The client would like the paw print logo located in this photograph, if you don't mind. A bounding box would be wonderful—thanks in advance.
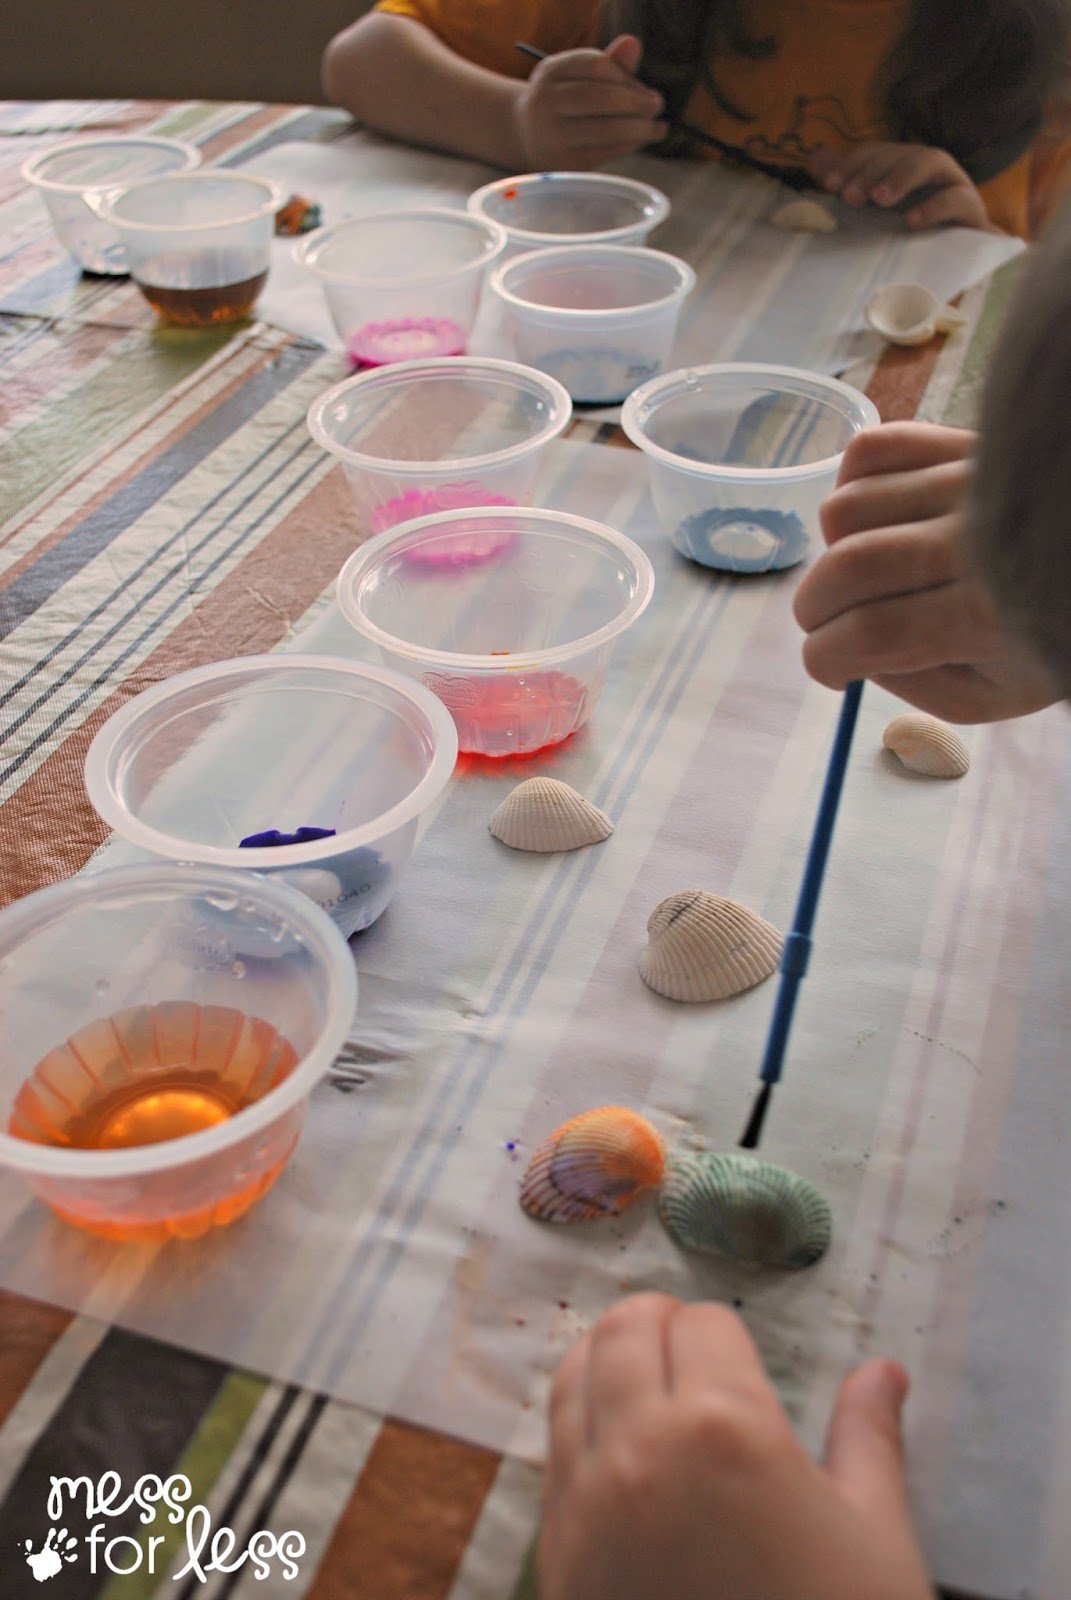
[23,1529,78,1582]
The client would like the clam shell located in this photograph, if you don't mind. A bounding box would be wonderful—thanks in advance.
[770,198,837,233]
[864,282,966,347]
[520,1106,666,1224]
[490,777,613,853]
[639,891,782,1002]
[883,713,970,778]
[659,1152,832,1270]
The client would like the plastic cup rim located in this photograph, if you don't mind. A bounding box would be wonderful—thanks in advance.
[489,244,696,320]
[336,505,656,670]
[294,207,507,287]
[94,170,281,232]
[0,861,358,1179]
[20,135,201,194]
[467,171,671,247]
[82,653,460,868]
[306,355,572,476]
[621,362,881,482]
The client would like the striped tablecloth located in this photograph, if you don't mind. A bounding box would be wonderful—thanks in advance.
[2,99,1069,1600]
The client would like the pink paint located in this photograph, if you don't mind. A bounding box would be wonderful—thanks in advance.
[371,483,519,568]
[347,316,466,367]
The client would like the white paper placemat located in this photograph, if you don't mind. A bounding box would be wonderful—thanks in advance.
[2,436,1070,1599]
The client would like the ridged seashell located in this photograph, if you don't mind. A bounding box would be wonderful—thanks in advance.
[864,282,966,347]
[882,713,970,778]
[770,198,837,233]
[520,1106,666,1224]
[639,891,782,1002]
[490,777,613,853]
[659,1152,832,1270]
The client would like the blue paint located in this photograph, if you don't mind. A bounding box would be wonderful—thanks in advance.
[239,826,337,847]
[674,506,809,573]
[537,348,661,405]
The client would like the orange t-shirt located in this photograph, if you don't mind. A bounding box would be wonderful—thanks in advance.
[374,0,1061,236]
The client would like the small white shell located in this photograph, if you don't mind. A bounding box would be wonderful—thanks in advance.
[770,198,837,233]
[883,713,970,778]
[639,891,782,1002]
[865,282,966,347]
[490,777,613,853]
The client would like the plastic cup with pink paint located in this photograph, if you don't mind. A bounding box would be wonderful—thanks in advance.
[294,208,506,365]
[306,356,571,548]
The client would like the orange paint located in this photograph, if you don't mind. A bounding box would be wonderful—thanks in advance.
[9,1001,299,1242]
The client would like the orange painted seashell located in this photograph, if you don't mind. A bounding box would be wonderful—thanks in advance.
[519,1106,666,1224]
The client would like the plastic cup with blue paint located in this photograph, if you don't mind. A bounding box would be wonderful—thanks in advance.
[622,364,880,572]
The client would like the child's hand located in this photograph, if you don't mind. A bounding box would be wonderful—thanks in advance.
[540,1294,934,1600]
[808,141,991,230]
[794,423,1059,722]
[513,34,666,170]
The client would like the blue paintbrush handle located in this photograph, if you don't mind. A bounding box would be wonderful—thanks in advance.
[758,679,863,1087]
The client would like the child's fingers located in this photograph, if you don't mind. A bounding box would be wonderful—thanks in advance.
[821,458,970,543]
[546,78,665,121]
[903,184,989,230]
[834,423,974,487]
[799,578,1003,690]
[809,141,892,197]
[866,147,968,208]
[537,46,663,108]
[793,519,962,636]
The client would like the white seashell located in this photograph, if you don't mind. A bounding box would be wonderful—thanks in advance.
[639,891,782,1002]
[883,713,970,779]
[770,198,837,233]
[864,282,966,347]
[490,777,613,853]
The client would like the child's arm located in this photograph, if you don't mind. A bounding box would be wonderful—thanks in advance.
[321,15,665,169]
[793,424,1058,722]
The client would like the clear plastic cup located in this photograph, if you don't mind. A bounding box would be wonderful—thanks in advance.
[336,507,655,757]
[294,208,506,362]
[306,356,572,533]
[622,364,881,572]
[83,654,459,938]
[0,862,356,1241]
[489,246,695,404]
[21,135,201,275]
[92,170,281,325]
[467,172,670,260]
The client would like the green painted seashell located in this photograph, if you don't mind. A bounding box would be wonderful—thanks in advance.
[659,1151,832,1270]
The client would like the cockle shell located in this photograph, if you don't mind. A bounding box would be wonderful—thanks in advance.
[882,713,970,778]
[770,198,837,233]
[490,777,613,853]
[639,891,782,1002]
[659,1151,832,1270]
[519,1106,666,1223]
[864,282,966,347]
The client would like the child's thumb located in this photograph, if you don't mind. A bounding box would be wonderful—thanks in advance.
[823,1360,913,1522]
[604,33,643,77]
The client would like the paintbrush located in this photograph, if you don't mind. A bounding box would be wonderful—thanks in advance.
[739,679,864,1150]
[514,41,814,191]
